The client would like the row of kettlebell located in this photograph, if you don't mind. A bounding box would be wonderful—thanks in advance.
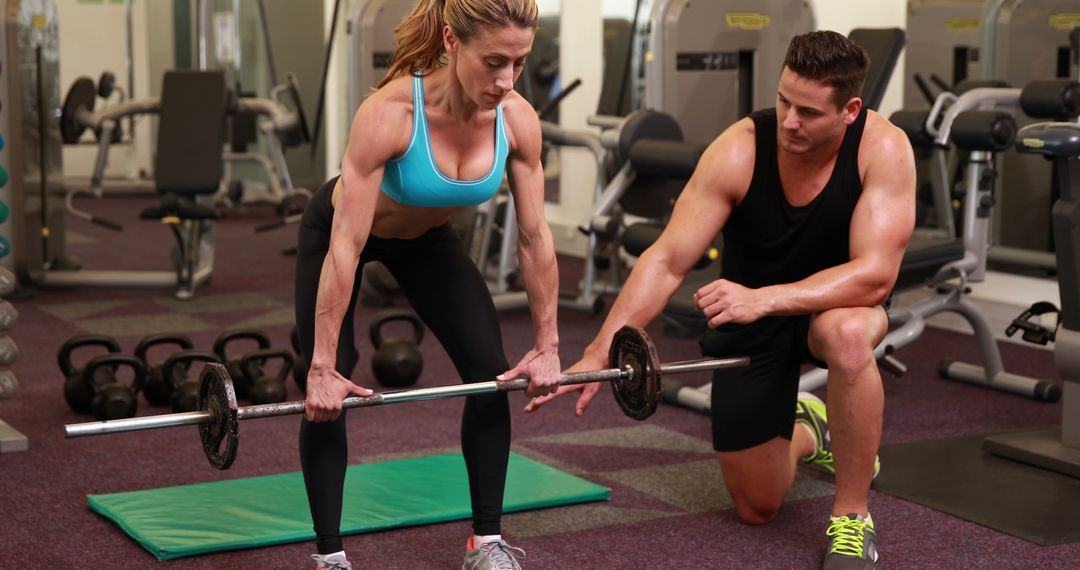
[59,328,294,421]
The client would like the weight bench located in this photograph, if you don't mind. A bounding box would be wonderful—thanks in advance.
[138,70,227,299]
[43,71,227,299]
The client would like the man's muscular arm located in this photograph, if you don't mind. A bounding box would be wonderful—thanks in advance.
[695,115,916,327]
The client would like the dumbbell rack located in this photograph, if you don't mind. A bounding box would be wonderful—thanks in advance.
[0,0,27,454]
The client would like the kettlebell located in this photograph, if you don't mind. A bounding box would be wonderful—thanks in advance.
[59,335,122,414]
[164,350,224,412]
[134,333,194,407]
[83,354,147,421]
[243,348,295,405]
[369,310,424,388]
[213,329,271,400]
[290,326,308,392]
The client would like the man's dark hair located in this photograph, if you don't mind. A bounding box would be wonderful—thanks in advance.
[783,31,870,109]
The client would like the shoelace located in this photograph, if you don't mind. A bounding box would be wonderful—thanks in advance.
[480,540,527,570]
[310,554,352,570]
[827,517,870,557]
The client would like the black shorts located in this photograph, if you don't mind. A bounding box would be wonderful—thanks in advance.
[700,315,824,452]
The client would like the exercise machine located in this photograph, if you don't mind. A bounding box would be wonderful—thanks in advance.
[639,0,814,144]
[982,93,1080,478]
[982,0,1078,270]
[1,0,306,299]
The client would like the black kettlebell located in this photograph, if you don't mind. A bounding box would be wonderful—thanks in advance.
[243,348,295,405]
[134,333,194,407]
[370,310,424,388]
[213,329,271,400]
[164,350,224,412]
[290,326,308,392]
[83,354,147,421]
[59,335,122,414]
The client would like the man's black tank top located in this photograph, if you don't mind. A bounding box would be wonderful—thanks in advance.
[720,107,867,288]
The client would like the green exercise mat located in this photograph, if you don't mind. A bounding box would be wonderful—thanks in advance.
[89,452,609,560]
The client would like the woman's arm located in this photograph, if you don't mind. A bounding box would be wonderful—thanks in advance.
[498,95,561,398]
[305,92,408,422]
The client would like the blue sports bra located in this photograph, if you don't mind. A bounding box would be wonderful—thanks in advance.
[380,74,509,207]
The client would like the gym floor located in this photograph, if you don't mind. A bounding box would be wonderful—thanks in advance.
[1,194,1076,569]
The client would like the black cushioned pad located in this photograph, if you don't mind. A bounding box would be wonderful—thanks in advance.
[849,28,905,111]
[889,109,935,149]
[629,139,707,179]
[893,235,965,292]
[874,433,1080,545]
[155,70,227,195]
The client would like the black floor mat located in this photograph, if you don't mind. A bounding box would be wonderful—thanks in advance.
[874,431,1080,545]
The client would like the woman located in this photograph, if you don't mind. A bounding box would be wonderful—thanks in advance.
[294,0,559,568]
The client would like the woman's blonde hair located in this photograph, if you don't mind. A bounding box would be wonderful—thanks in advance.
[375,0,538,89]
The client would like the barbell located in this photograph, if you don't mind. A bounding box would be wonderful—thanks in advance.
[65,327,748,470]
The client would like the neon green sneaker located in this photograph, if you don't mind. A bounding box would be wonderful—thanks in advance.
[795,393,880,478]
[824,513,879,569]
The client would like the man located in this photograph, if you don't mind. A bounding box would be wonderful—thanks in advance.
[527,31,915,570]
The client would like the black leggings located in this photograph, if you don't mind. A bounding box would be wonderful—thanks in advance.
[295,177,511,554]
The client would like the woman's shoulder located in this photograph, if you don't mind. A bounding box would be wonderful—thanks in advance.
[348,75,416,160]
[355,75,416,130]
[500,90,540,144]
[500,89,535,119]
[366,74,415,107]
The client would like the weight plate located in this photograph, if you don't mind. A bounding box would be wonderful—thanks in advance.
[608,326,661,420]
[199,363,239,470]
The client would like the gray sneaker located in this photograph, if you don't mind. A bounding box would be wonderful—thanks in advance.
[462,539,526,570]
[795,393,880,478]
[823,513,879,570]
[311,552,352,570]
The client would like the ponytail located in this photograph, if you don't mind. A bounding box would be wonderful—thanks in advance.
[376,0,539,91]
[376,0,447,89]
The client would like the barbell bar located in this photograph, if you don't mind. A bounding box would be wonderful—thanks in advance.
[65,326,749,469]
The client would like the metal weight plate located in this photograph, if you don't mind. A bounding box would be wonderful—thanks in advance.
[199,363,239,470]
[608,326,661,420]
[61,77,95,144]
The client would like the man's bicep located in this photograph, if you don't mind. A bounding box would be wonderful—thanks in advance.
[850,140,917,270]
[652,159,736,273]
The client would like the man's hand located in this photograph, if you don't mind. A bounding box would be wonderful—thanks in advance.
[693,278,767,327]
[497,347,562,398]
[304,365,373,422]
[524,352,607,416]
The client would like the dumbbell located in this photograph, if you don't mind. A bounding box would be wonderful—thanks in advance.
[83,354,147,421]
[59,335,123,414]
[243,349,295,405]
[0,300,18,330]
[0,266,15,297]
[163,350,225,413]
[0,369,18,400]
[213,329,271,400]
[135,333,195,407]
[0,336,18,367]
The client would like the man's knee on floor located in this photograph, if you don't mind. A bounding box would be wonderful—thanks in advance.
[731,490,782,526]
